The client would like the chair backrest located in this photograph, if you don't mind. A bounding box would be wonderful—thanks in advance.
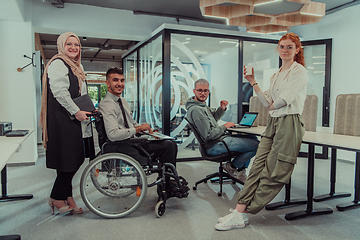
[184,117,217,158]
[334,94,360,136]
[250,95,318,131]
[94,113,109,147]
[249,96,268,127]
[302,95,318,132]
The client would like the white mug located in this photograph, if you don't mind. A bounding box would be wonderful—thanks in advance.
[245,66,253,75]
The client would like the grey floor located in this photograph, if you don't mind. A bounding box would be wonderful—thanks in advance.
[1,146,360,240]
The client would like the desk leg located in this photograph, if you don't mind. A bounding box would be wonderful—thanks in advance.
[0,165,33,202]
[285,144,333,220]
[314,148,351,202]
[265,179,307,210]
[336,152,360,211]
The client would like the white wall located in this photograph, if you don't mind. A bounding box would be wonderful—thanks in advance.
[292,5,360,162]
[0,19,37,164]
[292,5,360,128]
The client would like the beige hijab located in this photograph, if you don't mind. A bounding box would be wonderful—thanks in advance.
[39,32,86,149]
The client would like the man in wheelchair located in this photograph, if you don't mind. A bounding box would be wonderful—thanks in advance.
[98,67,189,202]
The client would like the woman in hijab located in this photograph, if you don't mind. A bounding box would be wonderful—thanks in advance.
[40,32,92,214]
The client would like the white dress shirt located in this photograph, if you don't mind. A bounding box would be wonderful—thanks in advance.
[99,92,141,141]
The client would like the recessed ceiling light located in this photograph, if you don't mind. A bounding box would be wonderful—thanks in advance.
[300,12,323,17]
[219,40,238,44]
[186,38,191,40]
[254,0,281,7]
[266,30,288,35]
[203,15,229,25]
[247,31,266,34]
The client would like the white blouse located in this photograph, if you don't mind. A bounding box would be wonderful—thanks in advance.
[256,61,309,117]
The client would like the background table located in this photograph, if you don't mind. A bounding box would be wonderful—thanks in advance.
[228,126,360,219]
[0,129,34,202]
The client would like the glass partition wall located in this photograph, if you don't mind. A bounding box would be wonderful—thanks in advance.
[138,36,163,130]
[122,28,332,155]
[242,41,279,116]
[124,52,137,120]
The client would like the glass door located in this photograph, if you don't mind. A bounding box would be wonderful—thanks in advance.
[302,39,332,158]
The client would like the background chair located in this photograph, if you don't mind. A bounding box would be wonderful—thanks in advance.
[249,96,268,127]
[184,117,244,196]
[249,95,318,130]
[314,94,360,207]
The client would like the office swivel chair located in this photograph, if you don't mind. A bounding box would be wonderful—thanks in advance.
[184,117,244,196]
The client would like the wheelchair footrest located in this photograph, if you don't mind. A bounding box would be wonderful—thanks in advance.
[167,177,190,199]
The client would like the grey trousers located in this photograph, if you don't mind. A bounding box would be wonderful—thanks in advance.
[237,114,305,214]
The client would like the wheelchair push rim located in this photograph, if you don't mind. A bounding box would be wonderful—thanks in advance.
[80,152,148,218]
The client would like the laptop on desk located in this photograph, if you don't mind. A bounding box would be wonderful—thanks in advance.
[232,112,258,128]
[5,129,29,137]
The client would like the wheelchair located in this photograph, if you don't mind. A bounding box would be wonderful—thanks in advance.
[80,113,189,219]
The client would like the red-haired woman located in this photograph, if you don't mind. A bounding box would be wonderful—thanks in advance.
[215,33,308,231]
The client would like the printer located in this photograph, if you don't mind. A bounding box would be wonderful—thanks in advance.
[0,122,12,136]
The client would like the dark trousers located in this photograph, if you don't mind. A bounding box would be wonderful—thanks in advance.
[139,140,177,167]
[104,139,178,167]
[50,170,76,200]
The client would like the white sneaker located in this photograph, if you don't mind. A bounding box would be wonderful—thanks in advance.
[218,209,249,225]
[215,209,246,231]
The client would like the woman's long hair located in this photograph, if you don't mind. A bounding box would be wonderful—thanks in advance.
[278,33,305,67]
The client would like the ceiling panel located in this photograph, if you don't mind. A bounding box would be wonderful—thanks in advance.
[39,33,138,62]
[39,0,357,63]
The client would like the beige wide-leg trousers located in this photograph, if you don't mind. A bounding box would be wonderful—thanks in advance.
[237,114,305,214]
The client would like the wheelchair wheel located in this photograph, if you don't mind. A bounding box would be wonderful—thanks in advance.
[80,153,148,218]
[155,200,166,218]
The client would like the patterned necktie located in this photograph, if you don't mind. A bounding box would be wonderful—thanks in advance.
[118,98,129,129]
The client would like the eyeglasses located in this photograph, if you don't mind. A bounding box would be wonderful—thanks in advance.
[65,43,81,48]
[195,89,210,94]
[278,45,294,50]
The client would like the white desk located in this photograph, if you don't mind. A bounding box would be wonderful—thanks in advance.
[229,126,360,151]
[228,126,360,219]
[0,129,34,202]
